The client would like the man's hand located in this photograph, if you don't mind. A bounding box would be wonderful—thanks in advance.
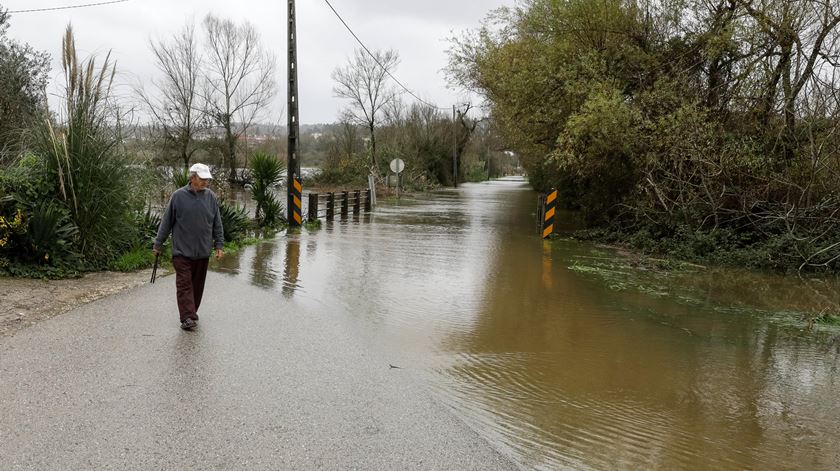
[215,248,224,260]
[152,247,161,257]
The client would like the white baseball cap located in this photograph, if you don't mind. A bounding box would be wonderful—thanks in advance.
[189,163,213,179]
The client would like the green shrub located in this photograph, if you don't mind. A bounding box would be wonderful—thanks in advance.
[463,162,488,182]
[23,203,79,265]
[110,246,155,272]
[0,205,26,266]
[219,200,250,242]
[311,153,369,187]
[28,28,140,266]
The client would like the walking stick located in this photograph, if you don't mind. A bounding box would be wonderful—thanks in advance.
[150,252,160,283]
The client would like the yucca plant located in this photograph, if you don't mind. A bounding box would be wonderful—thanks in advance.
[25,203,78,265]
[249,152,285,228]
[260,192,283,228]
[129,206,161,248]
[173,168,190,188]
[219,200,250,242]
[30,26,139,265]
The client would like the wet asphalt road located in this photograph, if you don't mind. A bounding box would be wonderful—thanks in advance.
[0,270,517,470]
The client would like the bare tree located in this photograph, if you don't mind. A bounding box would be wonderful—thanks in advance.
[332,48,400,178]
[137,22,204,171]
[454,102,484,184]
[203,14,277,183]
[735,0,840,158]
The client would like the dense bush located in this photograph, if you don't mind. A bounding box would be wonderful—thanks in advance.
[26,28,142,264]
[311,152,370,187]
[0,28,153,277]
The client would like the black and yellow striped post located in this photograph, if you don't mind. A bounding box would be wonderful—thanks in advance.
[290,178,303,227]
[542,188,557,239]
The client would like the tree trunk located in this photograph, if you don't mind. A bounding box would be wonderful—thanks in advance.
[368,122,378,176]
[225,123,236,183]
[780,36,795,162]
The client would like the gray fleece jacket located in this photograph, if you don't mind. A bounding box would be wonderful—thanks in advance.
[154,184,224,259]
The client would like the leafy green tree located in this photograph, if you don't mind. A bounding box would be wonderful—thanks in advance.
[0,8,50,158]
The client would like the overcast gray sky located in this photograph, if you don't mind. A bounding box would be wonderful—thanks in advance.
[4,0,515,124]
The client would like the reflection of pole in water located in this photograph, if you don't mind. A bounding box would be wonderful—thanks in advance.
[250,242,276,289]
[282,239,301,298]
[542,240,553,289]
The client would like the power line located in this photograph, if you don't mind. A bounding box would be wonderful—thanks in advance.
[8,0,130,14]
[322,0,448,110]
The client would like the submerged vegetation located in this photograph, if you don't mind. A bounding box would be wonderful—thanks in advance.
[565,242,840,332]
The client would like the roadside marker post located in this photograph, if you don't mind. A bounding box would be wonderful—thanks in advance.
[291,178,303,226]
[542,189,557,239]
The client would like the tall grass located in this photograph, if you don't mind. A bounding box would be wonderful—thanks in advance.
[30,26,140,264]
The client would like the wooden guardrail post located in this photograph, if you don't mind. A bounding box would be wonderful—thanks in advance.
[301,188,372,222]
[327,192,335,220]
[307,193,318,221]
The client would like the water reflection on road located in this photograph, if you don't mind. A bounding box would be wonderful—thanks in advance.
[214,177,840,470]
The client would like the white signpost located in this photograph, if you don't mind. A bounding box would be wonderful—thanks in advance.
[389,158,405,198]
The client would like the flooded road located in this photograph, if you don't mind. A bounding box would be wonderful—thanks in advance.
[215,177,840,470]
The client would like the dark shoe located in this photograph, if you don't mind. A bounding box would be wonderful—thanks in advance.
[180,318,197,330]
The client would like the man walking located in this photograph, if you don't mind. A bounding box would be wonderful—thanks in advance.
[153,163,224,330]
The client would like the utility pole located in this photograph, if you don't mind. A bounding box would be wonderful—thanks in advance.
[452,104,458,188]
[287,0,302,226]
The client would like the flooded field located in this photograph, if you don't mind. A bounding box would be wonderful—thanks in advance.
[215,177,840,470]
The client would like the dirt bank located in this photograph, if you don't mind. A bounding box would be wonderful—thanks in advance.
[0,269,168,337]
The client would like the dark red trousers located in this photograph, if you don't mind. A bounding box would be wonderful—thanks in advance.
[172,256,209,323]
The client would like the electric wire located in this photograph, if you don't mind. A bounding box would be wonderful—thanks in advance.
[8,0,129,14]
[322,0,449,110]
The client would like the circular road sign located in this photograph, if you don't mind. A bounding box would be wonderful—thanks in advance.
[389,158,405,174]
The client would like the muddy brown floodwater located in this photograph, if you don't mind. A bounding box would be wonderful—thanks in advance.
[215,176,840,470]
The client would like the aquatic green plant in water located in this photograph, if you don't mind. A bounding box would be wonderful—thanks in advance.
[567,246,840,334]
